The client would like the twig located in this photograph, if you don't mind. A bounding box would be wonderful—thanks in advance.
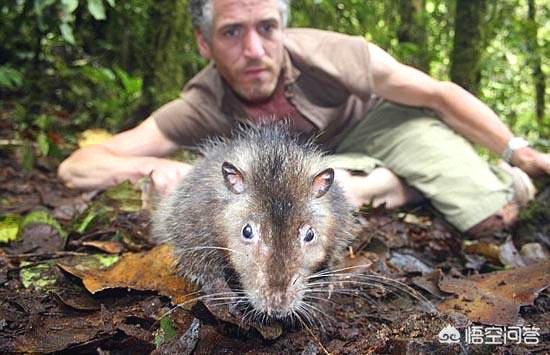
[5,251,90,259]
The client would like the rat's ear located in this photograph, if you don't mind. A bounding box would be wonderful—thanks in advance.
[222,161,245,194]
[312,168,334,198]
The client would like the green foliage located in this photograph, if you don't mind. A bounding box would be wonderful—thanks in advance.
[0,0,547,142]
[20,210,68,240]
[0,65,24,90]
[480,0,549,137]
[71,64,143,130]
[20,261,59,291]
[0,214,21,244]
[153,317,177,347]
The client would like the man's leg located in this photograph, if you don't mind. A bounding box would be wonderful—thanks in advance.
[332,100,530,235]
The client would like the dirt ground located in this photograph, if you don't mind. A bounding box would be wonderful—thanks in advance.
[0,136,549,354]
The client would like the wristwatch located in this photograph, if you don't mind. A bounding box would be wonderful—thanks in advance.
[502,137,529,164]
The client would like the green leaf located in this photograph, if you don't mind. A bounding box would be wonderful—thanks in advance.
[60,23,76,45]
[76,208,98,234]
[105,181,142,212]
[105,0,115,7]
[19,140,34,172]
[153,317,177,347]
[20,261,58,290]
[87,0,106,20]
[96,254,120,268]
[21,210,67,240]
[0,214,21,244]
[0,66,23,90]
[81,65,115,83]
[34,0,56,30]
[37,131,50,156]
[114,67,142,97]
[61,0,79,13]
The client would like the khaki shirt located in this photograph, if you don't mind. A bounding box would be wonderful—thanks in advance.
[153,28,380,150]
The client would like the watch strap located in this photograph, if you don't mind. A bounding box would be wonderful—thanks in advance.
[502,137,529,163]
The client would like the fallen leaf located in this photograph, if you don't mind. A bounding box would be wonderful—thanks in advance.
[0,214,20,244]
[8,222,65,254]
[156,317,201,354]
[82,240,124,254]
[78,128,113,148]
[54,283,100,311]
[400,213,432,227]
[388,252,433,274]
[20,261,58,291]
[153,317,178,348]
[104,181,143,212]
[519,243,548,265]
[437,260,550,325]
[58,244,197,305]
[411,269,446,299]
[498,238,526,268]
[462,240,501,265]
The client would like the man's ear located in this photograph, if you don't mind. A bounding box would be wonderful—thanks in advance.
[195,30,212,60]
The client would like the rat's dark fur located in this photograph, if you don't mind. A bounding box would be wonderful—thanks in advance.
[153,124,356,321]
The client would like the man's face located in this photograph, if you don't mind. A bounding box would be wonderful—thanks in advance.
[196,0,285,102]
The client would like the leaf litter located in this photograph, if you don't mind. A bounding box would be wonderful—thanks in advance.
[0,142,549,354]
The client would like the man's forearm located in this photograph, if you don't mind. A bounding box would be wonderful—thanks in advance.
[433,81,513,156]
[58,145,157,190]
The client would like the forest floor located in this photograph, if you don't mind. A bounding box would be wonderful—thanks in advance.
[0,120,549,354]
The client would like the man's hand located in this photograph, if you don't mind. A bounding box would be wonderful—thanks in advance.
[511,147,550,178]
[149,160,193,196]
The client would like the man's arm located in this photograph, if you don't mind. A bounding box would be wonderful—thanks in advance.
[58,116,192,195]
[368,43,549,177]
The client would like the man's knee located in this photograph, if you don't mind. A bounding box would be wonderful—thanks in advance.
[466,201,520,237]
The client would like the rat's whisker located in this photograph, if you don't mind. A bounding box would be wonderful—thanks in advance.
[306,273,436,313]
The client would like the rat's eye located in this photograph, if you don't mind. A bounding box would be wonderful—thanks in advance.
[304,228,315,242]
[300,225,316,244]
[241,224,254,240]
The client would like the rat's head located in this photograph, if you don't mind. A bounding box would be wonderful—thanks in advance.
[216,135,351,319]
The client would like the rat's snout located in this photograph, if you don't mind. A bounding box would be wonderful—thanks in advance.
[263,291,295,318]
[264,291,289,317]
[255,273,303,318]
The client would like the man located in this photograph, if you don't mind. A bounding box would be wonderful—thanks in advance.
[58,0,549,236]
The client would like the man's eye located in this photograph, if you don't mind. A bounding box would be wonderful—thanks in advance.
[224,27,240,38]
[259,22,276,35]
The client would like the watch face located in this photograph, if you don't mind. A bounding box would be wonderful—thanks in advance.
[509,137,529,150]
[503,137,529,163]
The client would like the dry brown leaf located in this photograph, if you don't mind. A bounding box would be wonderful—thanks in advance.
[462,240,501,264]
[438,260,550,325]
[82,240,124,254]
[58,244,197,305]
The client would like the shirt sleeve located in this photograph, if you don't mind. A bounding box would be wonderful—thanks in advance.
[151,90,228,148]
[284,29,374,101]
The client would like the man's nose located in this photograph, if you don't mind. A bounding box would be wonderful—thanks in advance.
[243,30,265,59]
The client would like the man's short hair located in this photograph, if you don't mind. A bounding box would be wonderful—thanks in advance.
[189,0,291,39]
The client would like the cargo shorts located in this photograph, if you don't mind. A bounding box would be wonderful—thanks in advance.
[329,100,515,232]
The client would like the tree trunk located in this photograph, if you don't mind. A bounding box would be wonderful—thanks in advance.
[449,0,488,96]
[526,0,546,126]
[397,0,430,72]
[141,0,190,114]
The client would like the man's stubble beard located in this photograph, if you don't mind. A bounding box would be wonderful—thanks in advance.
[235,62,281,103]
